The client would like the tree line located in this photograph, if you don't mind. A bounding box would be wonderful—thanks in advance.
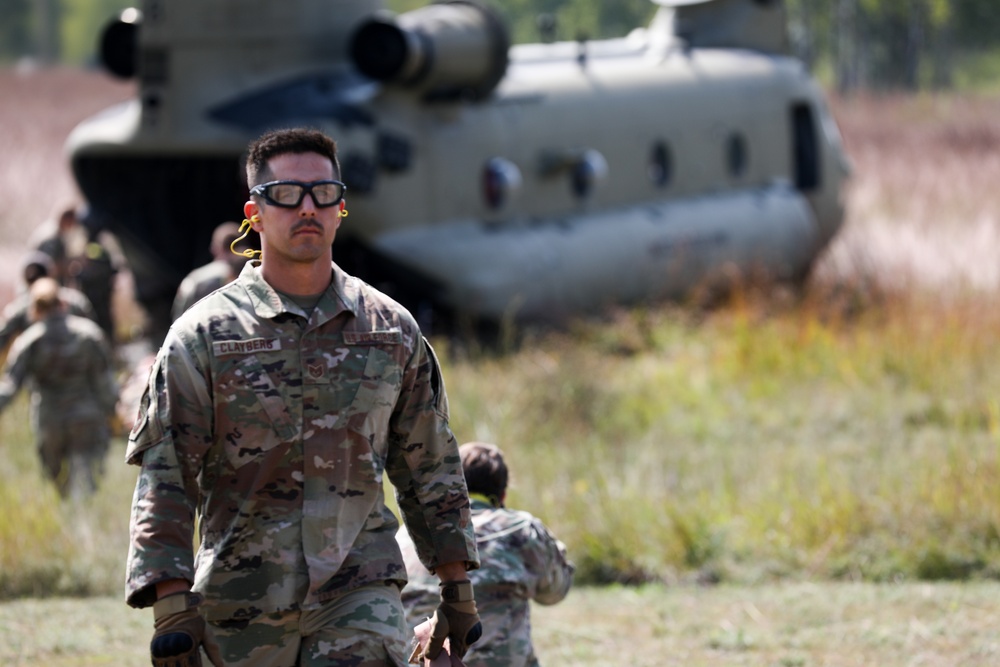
[2,0,999,91]
[788,0,1000,91]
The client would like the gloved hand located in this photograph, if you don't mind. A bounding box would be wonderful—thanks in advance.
[418,580,482,661]
[150,591,224,667]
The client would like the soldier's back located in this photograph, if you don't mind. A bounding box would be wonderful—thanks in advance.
[171,260,235,320]
[0,287,96,353]
[15,314,115,418]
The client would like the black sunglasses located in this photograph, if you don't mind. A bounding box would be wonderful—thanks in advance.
[249,180,347,208]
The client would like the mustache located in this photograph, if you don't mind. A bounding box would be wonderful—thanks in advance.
[291,220,324,233]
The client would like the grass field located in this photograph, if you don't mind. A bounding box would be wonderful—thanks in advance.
[4,583,1000,666]
[4,67,1000,663]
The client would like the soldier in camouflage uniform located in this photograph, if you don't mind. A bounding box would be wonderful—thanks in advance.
[0,252,97,355]
[126,128,481,667]
[31,205,80,286]
[170,221,250,320]
[398,442,575,667]
[68,226,120,342]
[0,277,118,498]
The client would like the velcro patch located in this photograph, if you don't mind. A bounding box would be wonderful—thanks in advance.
[213,338,283,355]
[343,330,402,345]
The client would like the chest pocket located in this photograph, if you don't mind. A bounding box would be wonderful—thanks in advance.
[217,354,298,468]
[336,347,402,450]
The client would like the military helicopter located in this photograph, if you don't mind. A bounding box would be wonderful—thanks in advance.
[68,0,850,343]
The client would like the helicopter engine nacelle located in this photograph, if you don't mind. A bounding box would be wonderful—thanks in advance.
[350,0,510,101]
[98,8,141,79]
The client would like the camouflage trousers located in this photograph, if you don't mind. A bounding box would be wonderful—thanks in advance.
[208,582,410,666]
[37,416,109,499]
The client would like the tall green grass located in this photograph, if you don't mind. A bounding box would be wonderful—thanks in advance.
[0,398,134,598]
[3,280,1000,599]
[441,283,1000,586]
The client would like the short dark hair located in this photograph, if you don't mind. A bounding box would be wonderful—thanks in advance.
[23,251,54,285]
[244,127,341,187]
[58,206,78,226]
[460,442,508,505]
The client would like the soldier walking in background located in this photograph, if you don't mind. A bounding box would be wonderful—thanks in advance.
[0,252,97,356]
[398,442,575,667]
[31,204,82,286]
[170,221,250,320]
[0,277,118,499]
[68,226,120,343]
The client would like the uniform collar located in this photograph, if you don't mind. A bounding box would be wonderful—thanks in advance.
[239,260,361,322]
[468,492,499,508]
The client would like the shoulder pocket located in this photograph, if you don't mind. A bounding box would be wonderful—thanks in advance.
[423,337,449,420]
[125,383,166,465]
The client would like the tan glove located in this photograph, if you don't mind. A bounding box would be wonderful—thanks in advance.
[415,580,482,661]
[150,591,224,667]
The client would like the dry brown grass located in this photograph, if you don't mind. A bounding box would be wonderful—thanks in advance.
[820,92,1000,293]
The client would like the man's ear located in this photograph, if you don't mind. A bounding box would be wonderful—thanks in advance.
[244,201,262,230]
[333,200,346,230]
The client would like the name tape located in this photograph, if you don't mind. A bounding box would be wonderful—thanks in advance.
[212,330,400,355]
[343,330,402,345]
[213,338,282,356]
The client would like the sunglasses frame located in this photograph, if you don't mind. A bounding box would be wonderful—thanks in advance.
[249,179,347,209]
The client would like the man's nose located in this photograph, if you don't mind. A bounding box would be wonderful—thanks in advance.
[299,192,319,216]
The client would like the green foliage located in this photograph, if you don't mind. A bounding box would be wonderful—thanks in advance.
[60,0,134,66]
[6,281,1000,596]
[440,284,1000,586]
[387,0,656,44]
[5,0,1000,90]
[0,0,133,65]
[951,0,1000,49]
[5,282,1000,595]
[951,48,1000,94]
[0,0,32,63]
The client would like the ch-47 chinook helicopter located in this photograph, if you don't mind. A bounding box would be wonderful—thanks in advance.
[68,0,850,343]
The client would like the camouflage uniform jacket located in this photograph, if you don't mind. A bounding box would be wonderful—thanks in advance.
[170,259,242,321]
[125,261,478,620]
[0,287,96,352]
[398,498,575,667]
[0,312,118,422]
